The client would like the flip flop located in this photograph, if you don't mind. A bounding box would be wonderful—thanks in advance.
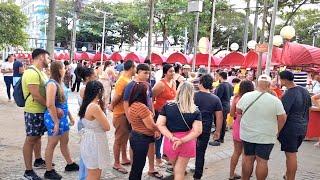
[229,174,241,180]
[121,162,131,166]
[148,171,163,179]
[112,167,128,174]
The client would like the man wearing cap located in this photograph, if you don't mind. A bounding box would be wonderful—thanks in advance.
[182,64,191,79]
[236,74,287,180]
[279,70,311,180]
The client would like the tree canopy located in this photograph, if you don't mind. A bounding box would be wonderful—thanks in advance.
[0,2,28,48]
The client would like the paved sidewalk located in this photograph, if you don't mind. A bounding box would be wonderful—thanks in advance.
[0,75,320,180]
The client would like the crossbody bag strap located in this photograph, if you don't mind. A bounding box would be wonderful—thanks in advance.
[175,103,191,130]
[242,92,266,117]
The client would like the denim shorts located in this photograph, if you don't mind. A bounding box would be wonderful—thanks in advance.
[24,112,47,136]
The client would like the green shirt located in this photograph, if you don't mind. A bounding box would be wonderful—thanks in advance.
[237,90,286,144]
[22,65,48,113]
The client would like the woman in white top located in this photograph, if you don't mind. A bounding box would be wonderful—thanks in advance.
[1,54,14,101]
[78,80,111,180]
[99,61,116,105]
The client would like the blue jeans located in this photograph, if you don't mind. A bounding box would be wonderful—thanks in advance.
[79,157,87,180]
[4,76,13,100]
[129,131,154,180]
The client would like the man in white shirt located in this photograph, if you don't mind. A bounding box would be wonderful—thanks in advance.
[236,74,287,180]
[311,74,320,94]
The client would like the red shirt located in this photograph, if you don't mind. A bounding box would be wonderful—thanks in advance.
[154,79,176,111]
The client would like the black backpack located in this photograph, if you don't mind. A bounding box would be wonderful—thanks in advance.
[13,67,41,107]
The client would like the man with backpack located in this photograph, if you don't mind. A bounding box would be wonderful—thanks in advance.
[20,48,53,180]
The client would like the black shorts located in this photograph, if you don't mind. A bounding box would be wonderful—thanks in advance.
[24,112,46,136]
[243,141,274,160]
[278,134,304,153]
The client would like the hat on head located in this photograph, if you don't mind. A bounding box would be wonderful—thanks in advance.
[183,64,191,69]
[258,74,272,83]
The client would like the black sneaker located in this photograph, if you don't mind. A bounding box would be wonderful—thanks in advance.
[65,162,79,171]
[44,169,62,180]
[34,158,55,169]
[23,170,42,180]
[209,140,221,146]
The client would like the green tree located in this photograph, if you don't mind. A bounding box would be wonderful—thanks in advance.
[55,0,73,48]
[0,2,28,48]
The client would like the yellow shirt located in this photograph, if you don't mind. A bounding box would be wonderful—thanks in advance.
[113,75,131,116]
[22,66,48,113]
[233,83,240,95]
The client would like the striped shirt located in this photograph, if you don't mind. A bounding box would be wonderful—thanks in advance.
[128,102,155,136]
[293,71,308,87]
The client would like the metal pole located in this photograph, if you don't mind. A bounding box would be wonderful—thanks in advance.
[70,6,77,62]
[101,12,106,64]
[265,0,279,75]
[184,27,188,54]
[192,11,200,72]
[257,0,268,78]
[207,0,216,73]
[147,0,155,61]
[313,34,316,47]
[242,0,250,53]
[252,0,259,41]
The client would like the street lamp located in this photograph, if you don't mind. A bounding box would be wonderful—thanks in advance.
[81,46,87,52]
[230,43,239,51]
[247,40,257,50]
[273,35,283,47]
[188,0,203,71]
[95,10,107,64]
[280,26,296,40]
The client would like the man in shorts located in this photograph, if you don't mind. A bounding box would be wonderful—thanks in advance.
[279,70,312,180]
[22,49,51,179]
[109,60,135,174]
[236,74,287,180]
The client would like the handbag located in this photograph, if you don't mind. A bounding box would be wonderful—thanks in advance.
[242,92,265,117]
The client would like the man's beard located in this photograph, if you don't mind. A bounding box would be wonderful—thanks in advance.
[43,61,49,68]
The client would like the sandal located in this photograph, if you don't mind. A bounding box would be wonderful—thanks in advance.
[112,166,128,174]
[229,174,241,180]
[121,161,131,166]
[148,171,163,179]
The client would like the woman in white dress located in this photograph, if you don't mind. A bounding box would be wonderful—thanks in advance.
[78,80,111,179]
[99,61,116,105]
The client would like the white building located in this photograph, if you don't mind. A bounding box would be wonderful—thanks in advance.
[20,0,48,49]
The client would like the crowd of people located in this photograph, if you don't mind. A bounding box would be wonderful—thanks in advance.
[0,48,319,180]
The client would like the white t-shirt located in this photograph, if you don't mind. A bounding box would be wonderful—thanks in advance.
[155,69,163,82]
[237,90,286,144]
[312,81,320,94]
[1,61,14,76]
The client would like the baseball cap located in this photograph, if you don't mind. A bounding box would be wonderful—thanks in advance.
[258,74,272,83]
[183,64,191,69]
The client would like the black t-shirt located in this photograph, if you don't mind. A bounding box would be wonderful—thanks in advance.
[194,91,223,133]
[281,86,312,135]
[214,81,233,111]
[160,102,202,132]
[13,60,23,77]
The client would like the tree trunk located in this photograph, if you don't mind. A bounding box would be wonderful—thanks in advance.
[47,0,56,58]
[242,0,250,53]
[252,0,259,41]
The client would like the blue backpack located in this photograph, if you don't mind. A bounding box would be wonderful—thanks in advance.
[13,67,40,107]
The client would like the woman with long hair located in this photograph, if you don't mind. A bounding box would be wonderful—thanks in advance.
[127,82,161,179]
[152,64,176,166]
[44,61,78,179]
[1,54,14,101]
[77,67,97,180]
[79,80,111,180]
[229,80,254,180]
[157,82,202,180]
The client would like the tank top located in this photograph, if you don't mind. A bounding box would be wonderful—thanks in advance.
[154,79,176,111]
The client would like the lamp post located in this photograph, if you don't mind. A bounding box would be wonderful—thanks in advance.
[279,26,296,64]
[96,10,111,64]
[188,0,203,72]
[265,0,279,75]
[207,0,216,73]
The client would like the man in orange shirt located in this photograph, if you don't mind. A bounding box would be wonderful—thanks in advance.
[109,60,136,174]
